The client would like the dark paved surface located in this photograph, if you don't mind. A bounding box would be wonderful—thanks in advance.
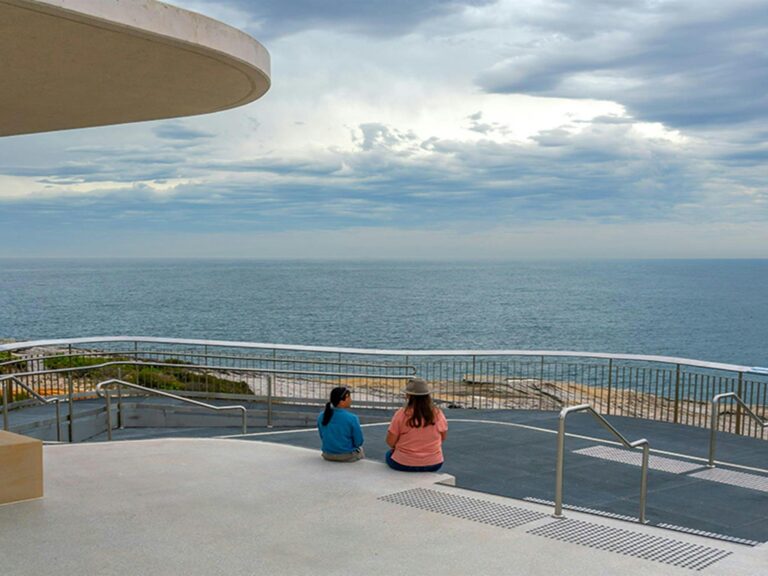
[235,409,768,543]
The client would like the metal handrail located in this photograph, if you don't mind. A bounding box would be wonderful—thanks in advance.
[554,403,650,524]
[4,360,417,437]
[1,375,64,442]
[2,335,767,375]
[95,379,248,440]
[708,392,768,467]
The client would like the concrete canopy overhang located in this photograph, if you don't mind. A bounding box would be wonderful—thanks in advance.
[0,0,271,136]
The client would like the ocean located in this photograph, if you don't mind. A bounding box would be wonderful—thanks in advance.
[0,259,766,367]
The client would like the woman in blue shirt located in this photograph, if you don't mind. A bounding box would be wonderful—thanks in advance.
[317,386,365,462]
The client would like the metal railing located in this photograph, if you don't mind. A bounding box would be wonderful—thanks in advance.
[708,392,768,467]
[2,375,64,442]
[95,379,249,440]
[1,336,767,440]
[554,403,650,524]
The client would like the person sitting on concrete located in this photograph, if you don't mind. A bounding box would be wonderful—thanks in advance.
[385,378,448,472]
[317,386,365,462]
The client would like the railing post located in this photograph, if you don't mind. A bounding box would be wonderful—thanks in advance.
[639,445,649,524]
[553,411,566,518]
[267,373,273,428]
[55,399,62,442]
[117,368,123,429]
[708,396,719,468]
[2,380,9,431]
[204,345,210,394]
[67,344,74,442]
[404,355,410,407]
[471,355,477,409]
[133,341,139,388]
[539,356,545,410]
[673,364,681,424]
[735,372,744,435]
[105,389,113,441]
[606,359,613,415]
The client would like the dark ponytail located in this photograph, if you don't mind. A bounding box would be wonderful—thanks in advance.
[321,386,350,426]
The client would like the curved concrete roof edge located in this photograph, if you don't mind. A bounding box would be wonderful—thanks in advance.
[21,0,271,86]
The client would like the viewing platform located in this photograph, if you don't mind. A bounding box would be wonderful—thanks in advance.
[1,436,766,575]
[1,337,766,574]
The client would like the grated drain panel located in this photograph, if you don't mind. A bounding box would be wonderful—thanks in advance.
[379,488,546,529]
[657,523,761,547]
[523,497,638,522]
[574,445,702,474]
[689,468,768,493]
[527,519,731,571]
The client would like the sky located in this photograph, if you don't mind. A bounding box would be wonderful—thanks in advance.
[1,0,766,259]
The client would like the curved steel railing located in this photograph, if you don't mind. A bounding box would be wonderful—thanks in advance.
[96,378,249,440]
[3,336,767,442]
[2,335,767,375]
[554,404,650,524]
[5,357,416,437]
[708,392,768,467]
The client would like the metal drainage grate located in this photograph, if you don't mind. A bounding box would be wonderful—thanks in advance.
[527,519,731,571]
[379,488,546,529]
[523,497,638,522]
[657,523,761,547]
[690,468,768,493]
[574,445,702,474]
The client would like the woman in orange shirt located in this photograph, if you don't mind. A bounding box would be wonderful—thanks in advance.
[385,378,448,472]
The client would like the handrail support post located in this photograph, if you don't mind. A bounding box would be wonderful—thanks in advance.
[639,444,649,524]
[105,391,113,441]
[55,399,62,442]
[708,397,719,467]
[2,380,9,431]
[553,411,567,518]
[555,403,650,524]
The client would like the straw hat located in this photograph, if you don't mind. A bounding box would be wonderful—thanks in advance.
[403,377,431,396]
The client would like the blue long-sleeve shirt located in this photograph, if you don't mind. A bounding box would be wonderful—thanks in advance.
[317,408,364,454]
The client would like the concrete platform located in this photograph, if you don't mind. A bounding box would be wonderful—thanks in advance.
[0,438,764,575]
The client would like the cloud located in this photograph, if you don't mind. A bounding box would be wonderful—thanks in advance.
[1,0,766,258]
[476,1,768,129]
[174,0,497,39]
[153,122,215,140]
[7,116,755,233]
[3,221,767,259]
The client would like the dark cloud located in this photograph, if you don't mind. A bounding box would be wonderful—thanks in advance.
[215,0,496,38]
[153,122,215,140]
[477,1,768,129]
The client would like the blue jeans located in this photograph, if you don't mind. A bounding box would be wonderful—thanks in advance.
[386,450,443,472]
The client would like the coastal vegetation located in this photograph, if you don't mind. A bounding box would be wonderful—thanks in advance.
[18,353,252,397]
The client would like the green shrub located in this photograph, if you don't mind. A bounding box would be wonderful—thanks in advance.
[45,355,114,370]
[0,351,15,374]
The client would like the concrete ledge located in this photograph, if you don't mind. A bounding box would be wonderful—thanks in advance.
[0,431,43,505]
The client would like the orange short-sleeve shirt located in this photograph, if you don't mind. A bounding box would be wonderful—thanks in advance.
[388,407,447,467]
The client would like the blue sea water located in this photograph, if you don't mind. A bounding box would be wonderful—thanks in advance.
[0,259,766,367]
